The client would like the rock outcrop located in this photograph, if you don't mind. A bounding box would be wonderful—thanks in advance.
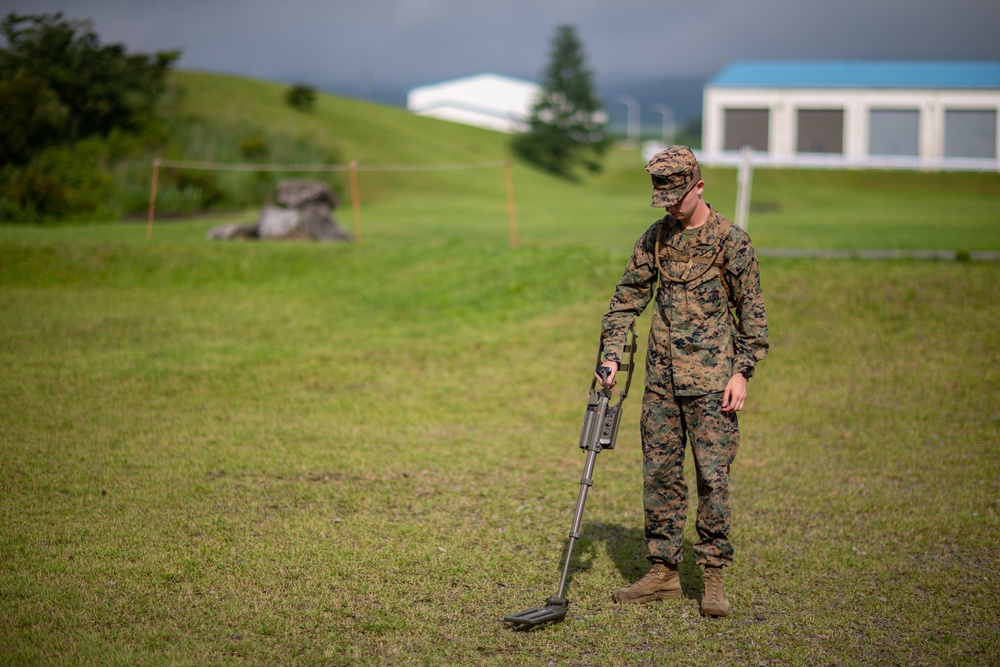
[208,179,351,242]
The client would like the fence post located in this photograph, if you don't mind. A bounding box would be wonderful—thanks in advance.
[735,146,754,231]
[146,158,161,240]
[503,160,518,249]
[348,160,362,246]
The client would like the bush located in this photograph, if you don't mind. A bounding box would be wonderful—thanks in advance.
[285,84,317,112]
[0,12,178,160]
[0,70,69,166]
[170,170,226,210]
[0,137,116,221]
[238,134,270,162]
[0,12,177,221]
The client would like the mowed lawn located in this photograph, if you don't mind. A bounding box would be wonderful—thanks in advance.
[1,207,998,666]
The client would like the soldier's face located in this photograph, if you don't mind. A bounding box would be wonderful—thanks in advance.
[668,180,703,221]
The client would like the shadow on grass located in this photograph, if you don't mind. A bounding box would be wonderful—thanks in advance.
[581,522,703,600]
[505,526,704,631]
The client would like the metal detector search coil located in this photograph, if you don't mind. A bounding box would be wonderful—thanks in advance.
[503,324,638,628]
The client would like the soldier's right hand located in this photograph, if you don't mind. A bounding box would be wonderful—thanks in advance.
[596,361,619,388]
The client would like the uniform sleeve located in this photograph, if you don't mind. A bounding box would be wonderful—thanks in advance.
[725,230,769,378]
[601,226,659,363]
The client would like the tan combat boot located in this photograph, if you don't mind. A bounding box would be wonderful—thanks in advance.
[611,562,682,604]
[700,566,730,616]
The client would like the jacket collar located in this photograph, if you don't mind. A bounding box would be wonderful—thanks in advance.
[660,205,723,250]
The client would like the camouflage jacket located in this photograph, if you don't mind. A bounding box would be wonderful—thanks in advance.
[601,207,768,397]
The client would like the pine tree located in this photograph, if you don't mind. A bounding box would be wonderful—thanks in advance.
[513,25,609,178]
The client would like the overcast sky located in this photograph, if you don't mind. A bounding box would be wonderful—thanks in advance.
[6,0,1000,121]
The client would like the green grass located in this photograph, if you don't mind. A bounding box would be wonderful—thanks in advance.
[731,168,1000,251]
[1,69,999,666]
[1,227,998,666]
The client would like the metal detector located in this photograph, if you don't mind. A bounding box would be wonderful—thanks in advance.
[503,325,638,628]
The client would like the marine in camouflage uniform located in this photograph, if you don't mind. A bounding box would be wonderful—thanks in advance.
[597,146,768,615]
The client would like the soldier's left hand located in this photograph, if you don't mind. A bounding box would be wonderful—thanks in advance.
[721,373,748,412]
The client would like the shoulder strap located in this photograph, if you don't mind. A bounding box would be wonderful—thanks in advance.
[654,215,731,285]
[715,217,734,307]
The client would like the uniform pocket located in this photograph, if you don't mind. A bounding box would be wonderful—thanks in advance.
[687,267,727,321]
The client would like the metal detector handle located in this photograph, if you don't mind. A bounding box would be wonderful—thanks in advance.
[590,323,638,400]
[582,324,638,451]
[579,389,608,452]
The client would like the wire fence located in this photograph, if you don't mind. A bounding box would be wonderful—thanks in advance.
[146,159,518,247]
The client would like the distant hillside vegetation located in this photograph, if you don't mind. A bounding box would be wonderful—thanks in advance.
[126,70,548,218]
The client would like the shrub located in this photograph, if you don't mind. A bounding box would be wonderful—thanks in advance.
[0,137,116,221]
[285,84,317,112]
[238,134,270,162]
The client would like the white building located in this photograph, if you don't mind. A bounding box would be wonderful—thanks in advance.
[407,73,541,133]
[701,61,1000,168]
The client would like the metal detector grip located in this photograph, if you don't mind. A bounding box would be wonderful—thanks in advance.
[581,325,638,451]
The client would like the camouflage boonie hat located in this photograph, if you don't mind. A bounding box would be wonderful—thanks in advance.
[645,145,701,208]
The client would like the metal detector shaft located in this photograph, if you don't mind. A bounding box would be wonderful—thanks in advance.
[555,393,607,599]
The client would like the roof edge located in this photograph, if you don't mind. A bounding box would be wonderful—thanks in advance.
[707,60,1000,90]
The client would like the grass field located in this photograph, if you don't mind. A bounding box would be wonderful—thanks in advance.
[2,71,999,666]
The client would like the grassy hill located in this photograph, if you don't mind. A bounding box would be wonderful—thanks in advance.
[139,70,654,249]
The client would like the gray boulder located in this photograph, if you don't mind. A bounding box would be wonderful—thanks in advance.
[206,222,257,240]
[256,206,302,239]
[276,179,341,209]
[208,179,351,242]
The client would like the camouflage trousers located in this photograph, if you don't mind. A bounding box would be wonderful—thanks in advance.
[640,388,739,568]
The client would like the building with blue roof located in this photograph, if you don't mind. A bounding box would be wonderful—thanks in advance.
[701,61,1000,167]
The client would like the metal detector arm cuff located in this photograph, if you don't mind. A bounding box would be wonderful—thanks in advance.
[592,323,638,400]
[615,323,638,404]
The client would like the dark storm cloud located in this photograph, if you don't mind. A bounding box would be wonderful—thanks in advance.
[6,0,999,94]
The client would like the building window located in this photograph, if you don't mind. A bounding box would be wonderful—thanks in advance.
[944,110,997,159]
[724,109,769,151]
[869,109,919,157]
[797,109,844,154]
